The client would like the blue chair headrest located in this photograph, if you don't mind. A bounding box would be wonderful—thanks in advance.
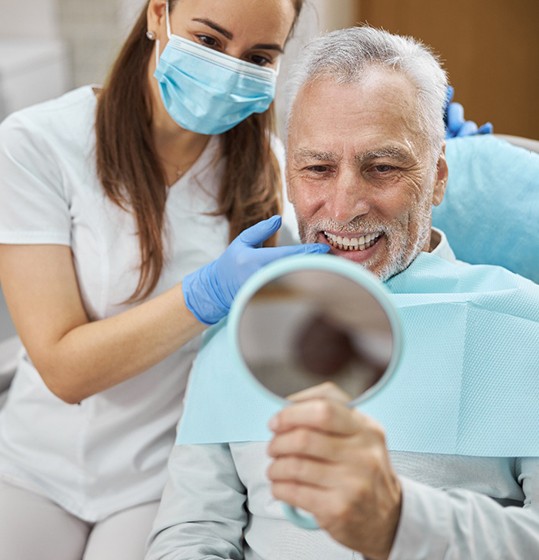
[433,136,539,283]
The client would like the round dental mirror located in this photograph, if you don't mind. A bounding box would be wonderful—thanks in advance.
[232,255,401,406]
[229,254,402,530]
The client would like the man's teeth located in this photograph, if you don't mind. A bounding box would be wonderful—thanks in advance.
[324,231,381,251]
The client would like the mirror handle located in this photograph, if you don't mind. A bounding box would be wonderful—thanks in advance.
[282,503,319,530]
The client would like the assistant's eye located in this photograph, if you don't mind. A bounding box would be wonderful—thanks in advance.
[196,34,221,50]
[248,53,273,67]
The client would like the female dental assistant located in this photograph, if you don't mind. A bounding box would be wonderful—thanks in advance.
[0,1,326,558]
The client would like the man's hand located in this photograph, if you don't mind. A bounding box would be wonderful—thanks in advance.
[267,389,402,560]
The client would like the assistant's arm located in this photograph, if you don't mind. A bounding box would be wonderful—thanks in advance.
[0,244,203,403]
[0,120,326,404]
[145,444,248,560]
[390,458,539,560]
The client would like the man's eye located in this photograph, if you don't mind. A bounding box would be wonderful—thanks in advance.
[306,165,330,173]
[373,164,396,173]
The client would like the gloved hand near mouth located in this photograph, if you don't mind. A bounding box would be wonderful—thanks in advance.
[183,215,330,325]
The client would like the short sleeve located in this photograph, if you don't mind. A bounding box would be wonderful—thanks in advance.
[0,112,71,245]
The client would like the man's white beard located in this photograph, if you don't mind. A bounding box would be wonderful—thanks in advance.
[298,199,432,282]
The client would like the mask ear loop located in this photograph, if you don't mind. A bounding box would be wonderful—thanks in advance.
[165,0,172,39]
[155,1,172,68]
[155,38,161,68]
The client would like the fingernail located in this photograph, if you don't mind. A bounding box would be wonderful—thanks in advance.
[308,244,330,253]
[268,416,279,431]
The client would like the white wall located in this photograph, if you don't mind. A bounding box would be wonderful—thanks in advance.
[119,0,147,34]
[0,0,70,120]
[313,0,357,32]
[275,0,357,136]
[0,0,59,39]
[0,0,357,90]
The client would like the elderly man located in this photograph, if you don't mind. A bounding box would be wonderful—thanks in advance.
[146,27,539,560]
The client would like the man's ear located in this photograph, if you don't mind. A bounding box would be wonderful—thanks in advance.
[432,144,449,207]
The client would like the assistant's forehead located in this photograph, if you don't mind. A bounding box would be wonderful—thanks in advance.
[172,0,296,45]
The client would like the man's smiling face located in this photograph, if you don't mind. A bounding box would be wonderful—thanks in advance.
[286,67,448,280]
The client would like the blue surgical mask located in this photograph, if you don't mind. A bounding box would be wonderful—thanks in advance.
[153,3,278,135]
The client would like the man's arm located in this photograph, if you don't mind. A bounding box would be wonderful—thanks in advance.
[268,396,539,560]
[390,458,539,560]
[146,444,248,560]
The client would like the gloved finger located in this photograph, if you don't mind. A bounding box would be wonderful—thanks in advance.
[253,243,330,266]
[446,102,465,133]
[477,122,493,134]
[277,243,330,256]
[444,85,455,111]
[456,120,478,137]
[238,215,282,247]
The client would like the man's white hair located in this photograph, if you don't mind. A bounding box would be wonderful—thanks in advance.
[287,26,448,156]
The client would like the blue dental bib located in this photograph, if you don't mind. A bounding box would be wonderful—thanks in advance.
[177,252,539,456]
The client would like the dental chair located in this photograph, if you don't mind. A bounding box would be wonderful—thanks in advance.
[433,134,539,284]
[495,134,539,155]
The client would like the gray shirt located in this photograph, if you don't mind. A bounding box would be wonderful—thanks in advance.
[146,233,539,559]
[147,444,539,559]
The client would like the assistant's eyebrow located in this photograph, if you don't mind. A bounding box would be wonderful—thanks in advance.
[251,43,284,53]
[191,18,284,53]
[192,18,233,40]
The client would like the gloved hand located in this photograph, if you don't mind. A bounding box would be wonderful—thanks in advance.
[444,85,493,138]
[183,215,330,325]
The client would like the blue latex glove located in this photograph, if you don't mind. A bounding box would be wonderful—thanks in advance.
[444,85,493,138]
[183,215,330,325]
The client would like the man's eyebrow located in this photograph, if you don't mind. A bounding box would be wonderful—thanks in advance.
[191,18,284,53]
[355,147,412,164]
[292,148,339,162]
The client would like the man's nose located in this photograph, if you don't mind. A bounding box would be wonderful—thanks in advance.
[329,168,370,223]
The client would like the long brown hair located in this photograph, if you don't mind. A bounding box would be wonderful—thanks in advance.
[95,0,303,302]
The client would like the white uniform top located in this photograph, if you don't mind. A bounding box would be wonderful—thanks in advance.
[0,86,297,522]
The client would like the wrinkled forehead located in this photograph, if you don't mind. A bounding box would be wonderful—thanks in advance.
[287,70,429,163]
[290,68,421,129]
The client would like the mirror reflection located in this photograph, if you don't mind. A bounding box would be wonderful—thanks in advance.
[238,269,394,403]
